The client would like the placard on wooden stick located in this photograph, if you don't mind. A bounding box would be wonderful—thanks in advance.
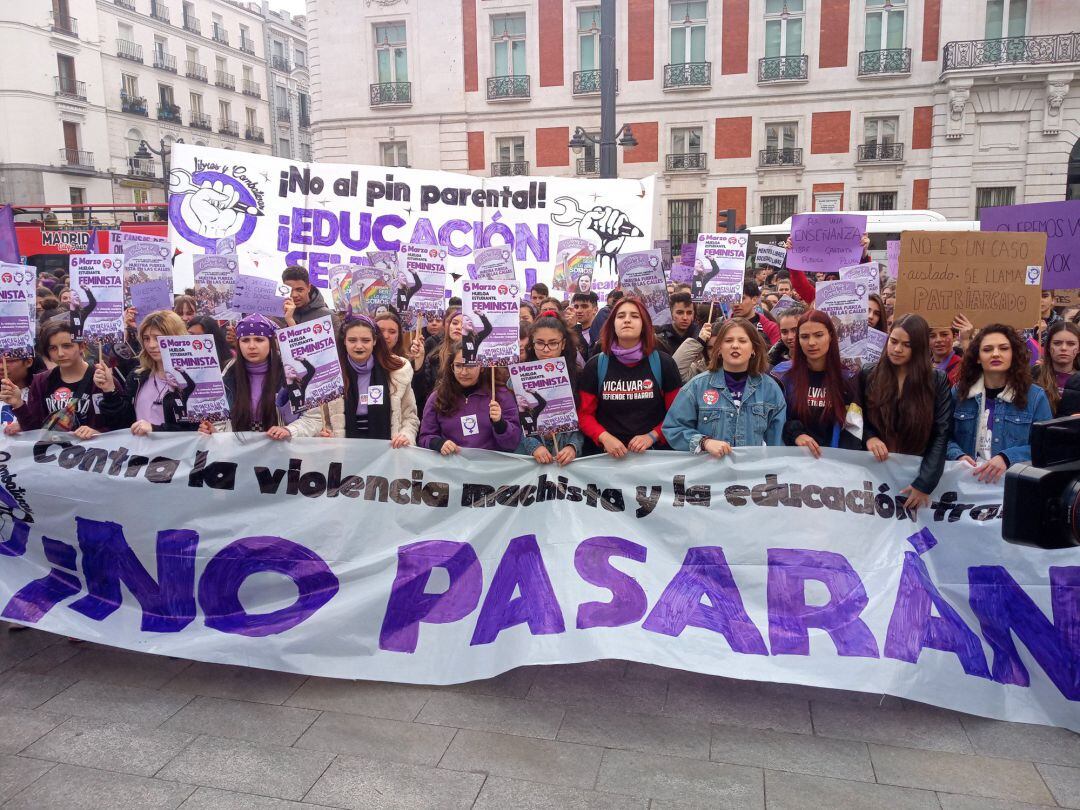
[894,230,1047,329]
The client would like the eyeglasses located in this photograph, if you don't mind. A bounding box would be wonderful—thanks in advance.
[453,362,481,371]
[533,339,564,350]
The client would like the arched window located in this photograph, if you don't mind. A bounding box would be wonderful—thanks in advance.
[1068,139,1080,200]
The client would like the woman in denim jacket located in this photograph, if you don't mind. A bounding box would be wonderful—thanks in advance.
[663,318,786,457]
[946,324,1052,484]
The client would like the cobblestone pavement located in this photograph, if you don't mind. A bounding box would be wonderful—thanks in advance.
[0,628,1076,808]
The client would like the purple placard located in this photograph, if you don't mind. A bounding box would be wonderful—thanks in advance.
[886,240,900,279]
[679,242,697,265]
[461,280,520,366]
[231,274,287,317]
[69,255,125,344]
[980,200,1079,289]
[129,279,174,326]
[0,262,35,358]
[669,262,695,284]
[788,214,867,274]
[509,358,578,437]
[158,334,229,423]
[617,250,671,326]
[277,315,344,412]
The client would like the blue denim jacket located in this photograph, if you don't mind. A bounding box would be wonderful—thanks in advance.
[945,379,1051,465]
[662,370,787,452]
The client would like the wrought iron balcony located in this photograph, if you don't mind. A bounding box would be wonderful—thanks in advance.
[244,125,264,142]
[153,51,176,72]
[943,33,1080,70]
[54,76,86,101]
[120,91,147,116]
[857,142,905,162]
[491,160,529,177]
[185,61,207,82]
[128,156,158,177]
[663,62,711,89]
[758,55,809,83]
[573,69,618,95]
[117,39,143,62]
[190,111,212,130]
[276,107,291,122]
[271,55,291,72]
[369,82,411,105]
[487,75,530,100]
[666,152,707,172]
[576,156,599,176]
[759,147,803,167]
[51,12,78,37]
[59,148,93,169]
[212,23,229,45]
[150,0,170,23]
[215,71,235,90]
[859,48,911,75]
[157,102,181,123]
[113,0,135,9]
[182,14,200,34]
[242,79,261,97]
[240,36,256,55]
[219,118,239,137]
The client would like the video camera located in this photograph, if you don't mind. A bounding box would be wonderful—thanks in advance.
[1002,415,1080,548]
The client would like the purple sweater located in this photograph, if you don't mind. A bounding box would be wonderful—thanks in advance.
[419,384,521,452]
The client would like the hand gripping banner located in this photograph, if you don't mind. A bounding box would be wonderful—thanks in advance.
[0,433,1076,731]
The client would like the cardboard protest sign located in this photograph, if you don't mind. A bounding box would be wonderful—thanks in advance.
[839,262,880,296]
[231,274,287,318]
[277,315,344,413]
[788,214,867,274]
[755,243,787,269]
[0,262,36,358]
[461,280,520,366]
[895,231,1047,329]
[472,246,516,281]
[692,233,747,304]
[617,251,670,326]
[1052,288,1080,307]
[864,327,888,365]
[980,200,1079,289]
[68,255,125,344]
[816,280,869,373]
[396,243,447,327]
[193,254,239,320]
[508,358,578,436]
[158,335,229,422]
[886,240,900,279]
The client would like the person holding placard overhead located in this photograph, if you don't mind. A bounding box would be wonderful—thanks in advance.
[859,314,953,512]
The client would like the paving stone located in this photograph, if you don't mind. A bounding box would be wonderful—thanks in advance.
[439,728,604,790]
[473,775,649,809]
[157,734,333,801]
[557,708,711,759]
[416,692,564,739]
[0,755,53,803]
[39,680,192,726]
[937,795,1059,810]
[304,753,484,809]
[526,668,668,716]
[0,705,66,753]
[763,769,940,810]
[161,662,306,705]
[0,628,63,673]
[811,701,973,753]
[1035,763,1080,809]
[285,676,433,720]
[47,647,191,689]
[160,696,319,747]
[0,670,75,709]
[293,711,454,765]
[960,715,1080,767]
[22,716,193,776]
[870,744,1055,804]
[710,723,874,781]
[595,748,763,808]
[664,677,812,734]
[449,666,537,699]
[179,786,338,809]
[752,680,904,709]
[4,763,195,809]
[11,641,82,674]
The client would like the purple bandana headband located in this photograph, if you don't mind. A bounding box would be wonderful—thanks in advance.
[236,313,278,339]
[345,312,377,329]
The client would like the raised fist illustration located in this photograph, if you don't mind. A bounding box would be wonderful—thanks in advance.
[173,172,243,239]
[581,206,629,278]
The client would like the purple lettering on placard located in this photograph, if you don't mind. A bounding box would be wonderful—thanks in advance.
[980,200,1080,289]
[788,214,867,274]
[574,536,648,629]
[470,534,565,645]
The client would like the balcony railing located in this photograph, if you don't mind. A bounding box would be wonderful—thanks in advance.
[117,38,143,62]
[212,23,229,45]
[215,71,235,90]
[182,14,200,34]
[219,118,239,137]
[113,0,135,9]
[759,147,803,167]
[190,111,212,130]
[185,61,207,82]
[858,48,912,75]
[758,55,809,82]
[573,69,618,95]
[59,148,93,169]
[54,76,86,101]
[51,12,78,37]
[857,142,905,162]
[157,102,181,123]
[487,74,530,100]
[128,156,158,177]
[242,79,261,97]
[576,157,599,176]
[276,108,291,122]
[120,91,147,116]
[369,81,411,105]
[666,152,707,172]
[150,1,170,23]
[240,36,256,55]
[663,62,711,89]
[943,33,1080,71]
[153,51,177,72]
[244,125,264,142]
[491,161,529,176]
[271,55,290,71]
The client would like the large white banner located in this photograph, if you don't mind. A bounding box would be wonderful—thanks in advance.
[166,145,655,295]
[0,433,1075,731]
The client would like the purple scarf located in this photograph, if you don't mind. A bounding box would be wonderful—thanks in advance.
[348,355,374,415]
[611,341,644,365]
[247,360,269,418]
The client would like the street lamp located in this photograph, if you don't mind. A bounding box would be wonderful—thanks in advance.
[134,136,184,189]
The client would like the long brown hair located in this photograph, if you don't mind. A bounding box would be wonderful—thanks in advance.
[374,311,407,357]
[787,310,847,425]
[433,341,491,416]
[230,337,282,431]
[436,307,463,374]
[337,318,405,403]
[706,318,768,375]
[599,297,658,356]
[1036,321,1080,414]
[957,324,1032,410]
[866,313,935,454]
